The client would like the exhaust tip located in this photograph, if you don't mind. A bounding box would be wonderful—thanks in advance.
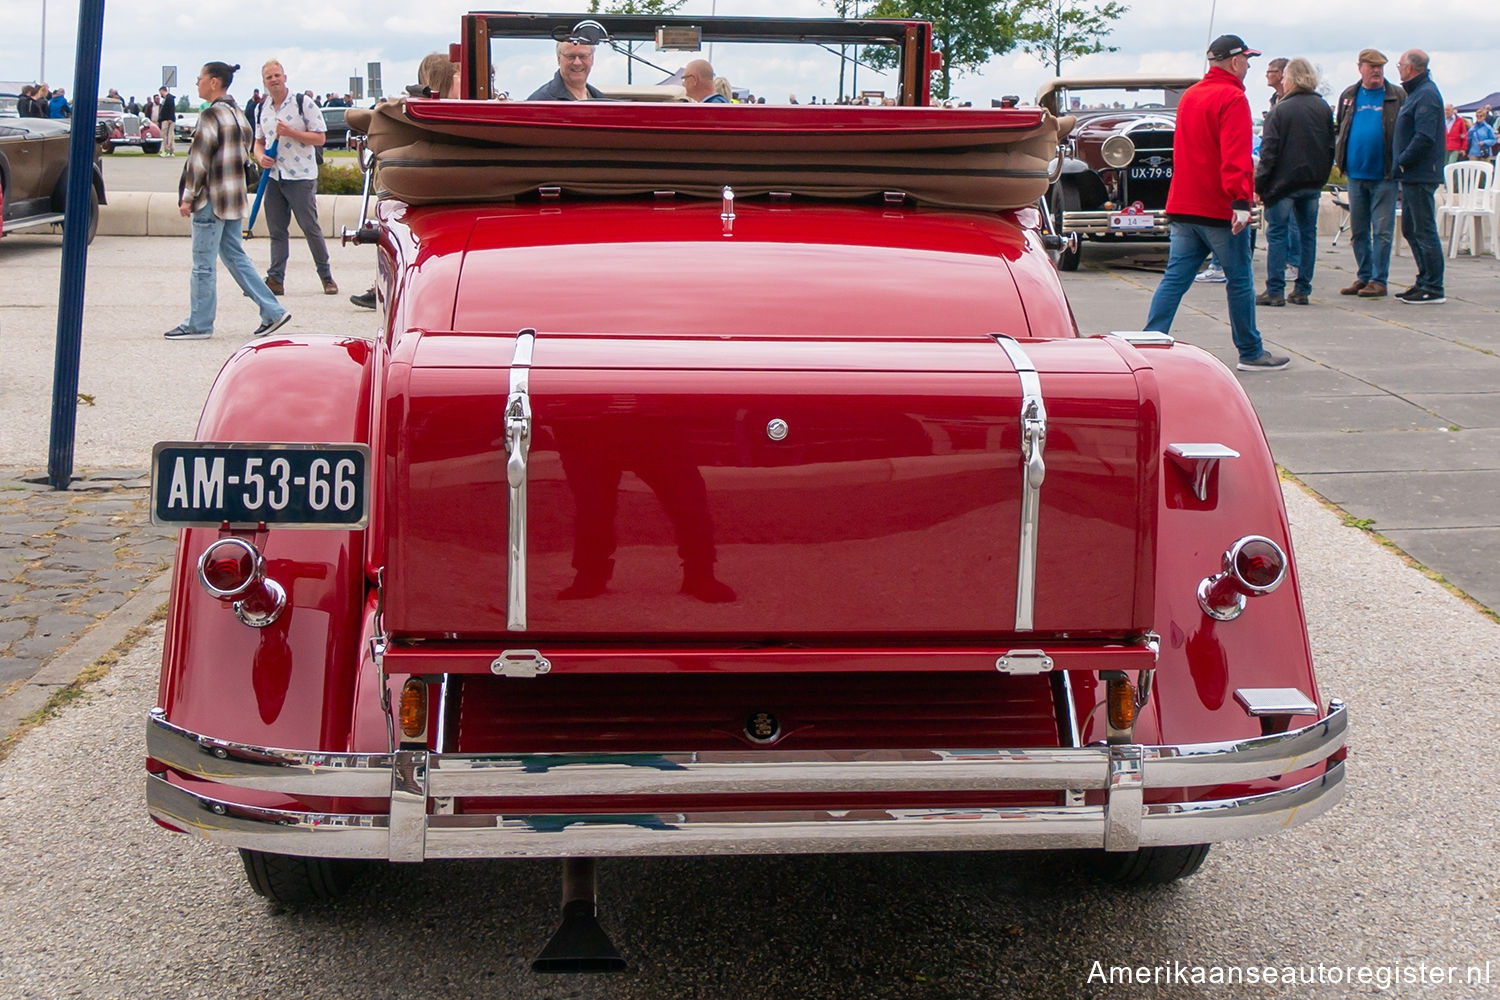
[532,899,627,974]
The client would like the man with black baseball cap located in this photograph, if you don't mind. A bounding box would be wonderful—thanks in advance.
[1144,34,1290,370]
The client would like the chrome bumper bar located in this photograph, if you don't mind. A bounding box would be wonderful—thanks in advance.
[146,699,1345,860]
[1061,208,1263,238]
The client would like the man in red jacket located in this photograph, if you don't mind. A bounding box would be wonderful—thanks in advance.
[1144,35,1290,371]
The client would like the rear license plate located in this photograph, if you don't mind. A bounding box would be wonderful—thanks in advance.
[151,442,370,528]
[1128,165,1172,180]
[1109,213,1156,231]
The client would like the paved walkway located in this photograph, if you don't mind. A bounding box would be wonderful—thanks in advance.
[0,469,174,689]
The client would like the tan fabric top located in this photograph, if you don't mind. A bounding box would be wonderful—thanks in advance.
[347,99,1072,212]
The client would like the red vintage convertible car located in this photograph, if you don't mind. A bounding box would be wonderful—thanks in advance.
[146,12,1345,971]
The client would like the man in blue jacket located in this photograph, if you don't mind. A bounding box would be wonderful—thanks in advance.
[1391,50,1446,303]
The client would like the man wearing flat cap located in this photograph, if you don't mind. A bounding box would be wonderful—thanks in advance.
[1145,34,1289,371]
[1333,48,1406,299]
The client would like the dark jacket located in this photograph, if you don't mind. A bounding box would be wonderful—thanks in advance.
[158,93,177,124]
[1255,90,1335,204]
[1392,70,1445,185]
[19,93,46,118]
[1334,80,1403,179]
[1165,66,1255,223]
[525,71,605,101]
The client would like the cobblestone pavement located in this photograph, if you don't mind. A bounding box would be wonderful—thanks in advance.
[0,467,175,693]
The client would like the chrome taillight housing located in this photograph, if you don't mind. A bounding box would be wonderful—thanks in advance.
[1197,535,1288,621]
[196,537,286,628]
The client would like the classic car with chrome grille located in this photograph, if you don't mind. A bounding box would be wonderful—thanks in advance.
[145,12,1345,973]
[1038,75,1258,270]
[97,97,162,154]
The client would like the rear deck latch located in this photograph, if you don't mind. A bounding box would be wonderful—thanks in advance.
[995,649,1054,675]
[491,649,552,678]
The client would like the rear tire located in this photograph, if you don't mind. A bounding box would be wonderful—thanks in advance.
[1050,183,1082,271]
[1057,237,1081,272]
[143,141,161,155]
[1090,843,1210,885]
[239,849,358,905]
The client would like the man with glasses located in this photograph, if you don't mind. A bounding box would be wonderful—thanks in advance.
[683,60,728,103]
[1143,34,1290,371]
[528,39,605,101]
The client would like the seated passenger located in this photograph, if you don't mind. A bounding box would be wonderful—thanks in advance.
[527,40,604,101]
[713,76,734,103]
[418,51,461,99]
[683,60,728,103]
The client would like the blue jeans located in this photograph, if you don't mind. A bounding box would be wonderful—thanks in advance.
[1400,181,1444,294]
[1264,190,1321,296]
[1347,177,1397,285]
[185,203,285,335]
[1145,221,1264,362]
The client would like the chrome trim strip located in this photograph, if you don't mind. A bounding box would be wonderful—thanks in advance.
[504,329,536,631]
[145,761,1345,859]
[993,335,1046,631]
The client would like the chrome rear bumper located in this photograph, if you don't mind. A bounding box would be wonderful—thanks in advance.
[1061,208,1263,238]
[146,699,1345,860]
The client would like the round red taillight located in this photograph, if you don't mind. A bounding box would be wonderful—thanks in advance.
[197,537,261,598]
[1230,536,1286,595]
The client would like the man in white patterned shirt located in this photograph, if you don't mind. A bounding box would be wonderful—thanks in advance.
[166,60,289,341]
[253,58,338,296]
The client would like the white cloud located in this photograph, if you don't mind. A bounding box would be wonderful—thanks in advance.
[5,0,1494,113]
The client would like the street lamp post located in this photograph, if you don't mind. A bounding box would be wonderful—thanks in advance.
[40,0,47,81]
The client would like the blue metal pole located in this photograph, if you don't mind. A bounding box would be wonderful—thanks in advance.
[46,0,107,489]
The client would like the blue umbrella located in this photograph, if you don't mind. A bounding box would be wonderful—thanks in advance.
[243,139,277,238]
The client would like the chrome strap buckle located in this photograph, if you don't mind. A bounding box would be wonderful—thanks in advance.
[994,335,1047,631]
[504,330,536,631]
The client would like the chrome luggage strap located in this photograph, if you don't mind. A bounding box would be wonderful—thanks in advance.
[504,329,536,631]
[994,335,1047,631]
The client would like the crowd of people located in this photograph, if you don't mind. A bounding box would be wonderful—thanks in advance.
[1148,35,1468,373]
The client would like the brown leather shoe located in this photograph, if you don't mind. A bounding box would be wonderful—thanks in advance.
[1357,281,1387,298]
[321,277,339,295]
[1340,280,1367,295]
[264,275,283,295]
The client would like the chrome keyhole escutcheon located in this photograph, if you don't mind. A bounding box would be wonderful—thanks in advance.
[766,419,789,442]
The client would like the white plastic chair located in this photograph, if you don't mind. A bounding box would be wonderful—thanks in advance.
[1438,160,1495,257]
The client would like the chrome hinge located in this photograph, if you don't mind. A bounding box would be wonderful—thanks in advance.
[995,649,1055,675]
[994,335,1047,631]
[490,648,552,679]
[504,330,536,631]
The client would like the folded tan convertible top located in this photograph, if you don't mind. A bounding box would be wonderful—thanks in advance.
[346,99,1072,211]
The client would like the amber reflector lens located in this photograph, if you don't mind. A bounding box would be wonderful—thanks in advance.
[1107,676,1136,731]
[202,544,255,594]
[399,679,427,739]
[1235,539,1284,590]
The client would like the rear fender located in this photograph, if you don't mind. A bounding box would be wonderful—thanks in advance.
[156,337,379,754]
[1112,341,1321,751]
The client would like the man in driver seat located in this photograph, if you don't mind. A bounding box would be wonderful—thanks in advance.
[528,39,605,100]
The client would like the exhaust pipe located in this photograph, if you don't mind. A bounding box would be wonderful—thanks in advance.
[532,858,627,973]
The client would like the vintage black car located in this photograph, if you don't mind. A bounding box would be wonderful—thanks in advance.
[0,114,107,242]
[1038,76,1201,270]
[322,106,350,149]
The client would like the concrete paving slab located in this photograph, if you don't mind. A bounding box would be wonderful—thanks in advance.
[1298,470,1500,529]
[1324,361,1500,395]
[1266,427,1500,474]
[1252,393,1450,434]
[1379,526,1500,612]
[1407,393,1500,429]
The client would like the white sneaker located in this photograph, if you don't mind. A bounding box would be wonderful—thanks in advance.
[1194,266,1226,284]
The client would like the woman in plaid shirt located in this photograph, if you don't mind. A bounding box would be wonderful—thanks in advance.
[166,61,290,340]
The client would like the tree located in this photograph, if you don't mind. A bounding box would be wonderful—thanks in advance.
[1012,0,1129,77]
[588,0,689,84]
[859,0,1021,102]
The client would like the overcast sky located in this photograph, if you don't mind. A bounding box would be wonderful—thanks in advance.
[7,0,1499,116]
